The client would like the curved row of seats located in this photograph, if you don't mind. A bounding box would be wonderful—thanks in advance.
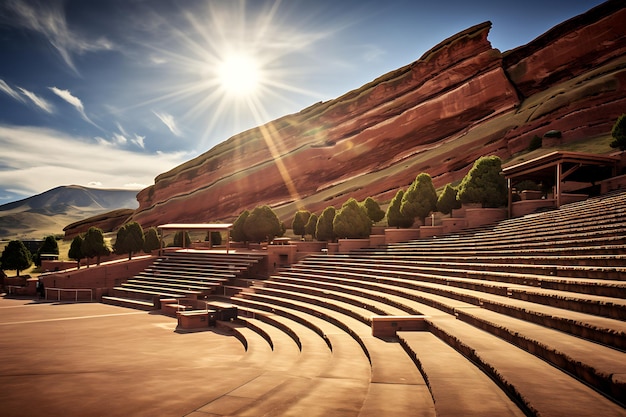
[212,190,626,416]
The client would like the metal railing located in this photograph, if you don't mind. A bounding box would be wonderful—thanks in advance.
[45,288,93,302]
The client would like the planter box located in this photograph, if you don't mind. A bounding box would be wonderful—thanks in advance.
[327,243,339,254]
[384,228,421,244]
[441,217,467,234]
[293,241,327,253]
[420,226,444,238]
[369,234,386,248]
[338,238,371,253]
[465,207,507,228]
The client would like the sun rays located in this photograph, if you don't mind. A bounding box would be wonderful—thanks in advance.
[129,0,337,206]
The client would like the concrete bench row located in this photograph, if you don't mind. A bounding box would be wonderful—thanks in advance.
[275,266,626,350]
[228,270,626,413]
[224,276,625,416]
[298,257,626,297]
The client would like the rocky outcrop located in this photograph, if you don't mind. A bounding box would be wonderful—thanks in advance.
[63,208,134,238]
[124,1,625,228]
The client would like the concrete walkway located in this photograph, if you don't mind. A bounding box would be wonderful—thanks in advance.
[0,297,251,417]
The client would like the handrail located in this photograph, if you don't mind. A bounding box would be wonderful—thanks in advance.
[45,287,93,302]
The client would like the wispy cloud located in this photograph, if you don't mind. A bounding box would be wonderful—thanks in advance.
[49,86,99,127]
[2,0,113,73]
[0,123,189,197]
[17,87,54,113]
[96,124,146,149]
[0,79,25,102]
[361,44,386,63]
[153,111,182,136]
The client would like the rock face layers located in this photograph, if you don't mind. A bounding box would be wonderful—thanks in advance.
[127,1,626,228]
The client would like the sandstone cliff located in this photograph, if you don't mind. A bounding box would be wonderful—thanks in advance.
[72,1,626,234]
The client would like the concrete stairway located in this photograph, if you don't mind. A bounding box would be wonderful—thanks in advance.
[102,251,262,310]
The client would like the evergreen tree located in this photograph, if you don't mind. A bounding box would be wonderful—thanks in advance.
[333,198,372,239]
[437,184,462,215]
[68,235,84,269]
[387,190,414,228]
[35,235,59,266]
[400,173,438,224]
[243,205,282,243]
[172,231,191,247]
[206,231,222,246]
[457,156,507,208]
[82,227,111,266]
[305,213,318,239]
[1,240,32,276]
[610,114,626,151]
[232,210,250,242]
[114,222,145,260]
[292,210,311,239]
[316,206,336,242]
[361,197,385,224]
[143,227,161,253]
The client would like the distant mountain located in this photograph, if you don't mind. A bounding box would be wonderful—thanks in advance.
[0,185,138,239]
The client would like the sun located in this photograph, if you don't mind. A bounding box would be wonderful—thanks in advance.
[217,53,262,97]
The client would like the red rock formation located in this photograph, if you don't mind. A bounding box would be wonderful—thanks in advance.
[112,1,626,229]
[64,209,134,238]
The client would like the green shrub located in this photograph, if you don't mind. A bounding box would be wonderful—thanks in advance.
[528,135,542,151]
[400,173,437,224]
[386,190,414,228]
[316,206,336,242]
[232,210,250,242]
[333,198,372,239]
[610,114,626,151]
[243,205,282,243]
[143,227,161,253]
[361,197,385,224]
[437,184,461,215]
[457,156,507,208]
[305,213,318,239]
[292,210,311,238]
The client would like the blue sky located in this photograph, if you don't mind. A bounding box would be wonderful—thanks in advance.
[0,0,606,204]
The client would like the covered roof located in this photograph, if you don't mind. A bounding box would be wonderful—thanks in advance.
[502,151,619,183]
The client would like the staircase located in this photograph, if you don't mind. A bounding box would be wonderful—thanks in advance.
[102,251,262,310]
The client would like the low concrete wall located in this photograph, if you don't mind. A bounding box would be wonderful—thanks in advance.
[41,260,78,272]
[419,226,444,238]
[384,228,421,244]
[40,256,155,299]
[369,234,386,247]
[441,217,467,234]
[293,241,327,253]
[338,238,370,253]
[465,208,507,228]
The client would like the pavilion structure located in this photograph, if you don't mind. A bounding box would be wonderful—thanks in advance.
[502,151,620,218]
[157,223,234,254]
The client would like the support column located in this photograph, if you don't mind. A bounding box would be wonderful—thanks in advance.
[507,177,512,218]
[556,162,562,208]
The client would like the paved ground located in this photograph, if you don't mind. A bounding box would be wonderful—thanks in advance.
[0,296,254,417]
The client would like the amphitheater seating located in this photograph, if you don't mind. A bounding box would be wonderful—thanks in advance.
[101,251,262,310]
[209,190,626,416]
